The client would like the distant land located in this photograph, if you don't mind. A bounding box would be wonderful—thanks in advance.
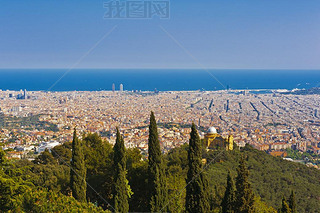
[282,87,320,95]
[0,69,320,91]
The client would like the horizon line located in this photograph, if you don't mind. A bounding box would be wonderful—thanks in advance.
[0,68,320,71]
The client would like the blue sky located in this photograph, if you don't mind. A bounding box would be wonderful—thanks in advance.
[0,0,319,69]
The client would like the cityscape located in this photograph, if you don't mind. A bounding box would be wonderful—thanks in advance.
[1,86,319,168]
[1,0,320,212]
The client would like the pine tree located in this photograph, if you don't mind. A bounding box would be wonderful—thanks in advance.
[113,128,129,213]
[70,128,87,202]
[148,111,168,212]
[288,191,297,213]
[235,155,254,213]
[281,197,291,213]
[185,123,210,213]
[221,172,235,213]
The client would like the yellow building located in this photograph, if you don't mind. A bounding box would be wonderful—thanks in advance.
[205,127,233,151]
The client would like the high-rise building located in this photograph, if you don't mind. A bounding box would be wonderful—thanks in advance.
[120,84,123,92]
[11,106,22,112]
[24,89,27,99]
[112,83,115,92]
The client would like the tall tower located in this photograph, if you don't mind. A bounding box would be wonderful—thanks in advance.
[112,83,115,92]
[227,135,234,151]
[24,89,27,99]
[120,84,123,92]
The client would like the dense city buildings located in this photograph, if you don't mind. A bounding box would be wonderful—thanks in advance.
[0,89,319,162]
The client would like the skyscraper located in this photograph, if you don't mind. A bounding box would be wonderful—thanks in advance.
[24,89,27,99]
[112,83,115,92]
[120,84,123,92]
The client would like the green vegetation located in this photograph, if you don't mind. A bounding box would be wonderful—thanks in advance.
[206,145,320,212]
[0,148,106,212]
[234,155,255,212]
[286,148,317,160]
[281,197,291,213]
[278,192,297,213]
[33,148,56,165]
[147,111,168,212]
[70,129,87,202]
[130,122,207,133]
[82,132,113,209]
[0,118,319,212]
[14,190,107,212]
[113,128,130,213]
[288,191,297,213]
[221,172,235,213]
[286,148,320,166]
[0,114,59,132]
[185,123,210,213]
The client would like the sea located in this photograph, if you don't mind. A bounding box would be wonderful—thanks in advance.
[0,69,319,92]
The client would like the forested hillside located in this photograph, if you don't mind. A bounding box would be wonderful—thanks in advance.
[1,131,319,212]
[207,145,320,212]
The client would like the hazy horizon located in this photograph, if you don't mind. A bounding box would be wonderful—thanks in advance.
[1,69,319,91]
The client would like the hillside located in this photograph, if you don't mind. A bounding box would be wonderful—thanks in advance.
[2,132,320,212]
[205,145,320,212]
[166,144,320,212]
[0,149,108,212]
[0,114,59,132]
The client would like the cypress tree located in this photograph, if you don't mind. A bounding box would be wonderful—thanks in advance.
[221,172,235,213]
[148,111,168,212]
[288,191,297,213]
[281,197,291,213]
[185,123,210,213]
[70,128,87,202]
[235,155,254,213]
[0,149,6,165]
[113,128,129,213]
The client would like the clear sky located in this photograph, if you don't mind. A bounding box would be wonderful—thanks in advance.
[1,0,320,69]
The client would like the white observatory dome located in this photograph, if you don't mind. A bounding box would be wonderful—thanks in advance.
[207,127,217,134]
